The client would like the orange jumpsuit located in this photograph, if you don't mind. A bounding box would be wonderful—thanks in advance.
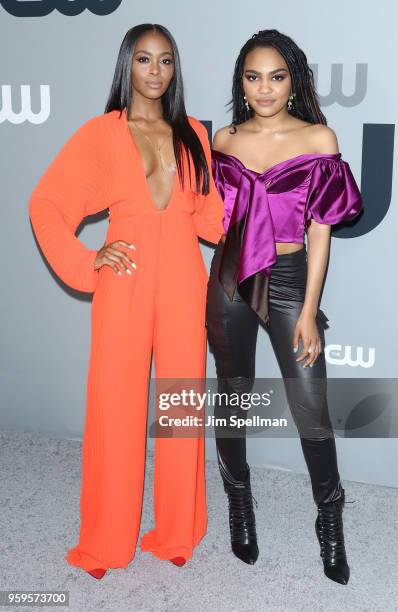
[28,109,224,570]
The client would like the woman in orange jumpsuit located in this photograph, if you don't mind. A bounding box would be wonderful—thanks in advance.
[28,24,224,577]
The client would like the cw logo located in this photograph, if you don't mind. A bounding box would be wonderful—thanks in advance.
[333,123,394,239]
[310,63,367,107]
[0,0,122,17]
[325,344,375,368]
[0,85,50,124]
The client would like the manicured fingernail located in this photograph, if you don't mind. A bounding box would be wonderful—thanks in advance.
[293,347,298,353]
[127,269,132,275]
[132,263,137,268]
[118,271,122,275]
[129,244,136,249]
[310,364,314,367]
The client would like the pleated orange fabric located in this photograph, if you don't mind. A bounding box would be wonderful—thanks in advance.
[29,109,225,570]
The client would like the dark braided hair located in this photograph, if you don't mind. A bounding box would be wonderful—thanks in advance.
[227,29,326,131]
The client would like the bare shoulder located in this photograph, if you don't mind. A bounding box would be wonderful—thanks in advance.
[307,123,339,154]
[212,125,237,152]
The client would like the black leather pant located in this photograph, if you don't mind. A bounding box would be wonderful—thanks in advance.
[206,240,343,506]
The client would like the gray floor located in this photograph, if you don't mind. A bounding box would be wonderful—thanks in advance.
[1,430,397,612]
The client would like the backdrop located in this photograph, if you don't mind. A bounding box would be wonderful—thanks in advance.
[1,0,396,487]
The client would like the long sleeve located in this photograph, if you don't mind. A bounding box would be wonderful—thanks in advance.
[29,116,108,293]
[305,156,363,227]
[188,117,225,244]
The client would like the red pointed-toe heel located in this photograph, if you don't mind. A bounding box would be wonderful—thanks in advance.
[170,556,186,567]
[86,568,107,579]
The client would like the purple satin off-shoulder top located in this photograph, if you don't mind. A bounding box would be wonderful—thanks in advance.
[211,149,363,325]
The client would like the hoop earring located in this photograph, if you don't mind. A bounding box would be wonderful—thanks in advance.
[287,92,295,112]
[243,95,250,111]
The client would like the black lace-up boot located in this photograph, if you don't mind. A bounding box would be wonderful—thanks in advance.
[300,436,351,585]
[315,487,350,584]
[217,448,259,565]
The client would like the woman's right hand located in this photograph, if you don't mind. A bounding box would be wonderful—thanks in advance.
[94,240,136,276]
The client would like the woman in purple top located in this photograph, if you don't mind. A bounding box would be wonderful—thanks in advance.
[206,29,362,585]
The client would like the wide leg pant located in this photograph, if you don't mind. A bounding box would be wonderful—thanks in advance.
[65,211,208,571]
[205,240,344,507]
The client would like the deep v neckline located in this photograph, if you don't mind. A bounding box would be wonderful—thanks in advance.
[121,108,178,212]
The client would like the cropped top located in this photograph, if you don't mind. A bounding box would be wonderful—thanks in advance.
[211,149,363,325]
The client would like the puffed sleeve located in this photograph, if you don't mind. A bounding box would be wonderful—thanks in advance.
[29,116,108,293]
[188,117,225,244]
[305,156,363,227]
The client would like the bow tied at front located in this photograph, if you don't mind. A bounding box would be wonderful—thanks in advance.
[219,169,277,289]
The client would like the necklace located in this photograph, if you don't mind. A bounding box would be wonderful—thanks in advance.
[129,119,175,172]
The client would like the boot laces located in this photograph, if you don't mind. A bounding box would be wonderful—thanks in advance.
[317,498,351,561]
[224,482,258,540]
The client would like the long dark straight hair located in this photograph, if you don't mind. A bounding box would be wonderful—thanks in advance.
[228,29,327,130]
[104,23,209,194]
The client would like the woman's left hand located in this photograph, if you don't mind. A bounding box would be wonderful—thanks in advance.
[292,312,322,368]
